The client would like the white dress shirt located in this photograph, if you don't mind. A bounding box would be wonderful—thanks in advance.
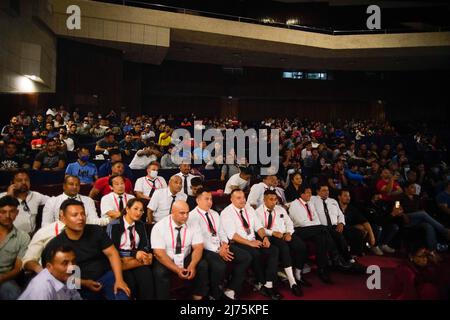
[134,175,167,198]
[247,182,273,208]
[174,172,196,196]
[42,193,105,226]
[288,198,321,228]
[100,192,135,218]
[22,221,65,268]
[151,215,203,260]
[147,188,187,223]
[0,191,49,234]
[310,195,346,227]
[19,268,82,300]
[188,206,228,253]
[255,204,294,236]
[224,173,250,194]
[220,204,263,241]
[129,151,157,170]
[119,217,141,251]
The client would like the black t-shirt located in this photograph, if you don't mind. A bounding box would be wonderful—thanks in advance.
[34,151,67,169]
[42,225,113,280]
[0,154,24,170]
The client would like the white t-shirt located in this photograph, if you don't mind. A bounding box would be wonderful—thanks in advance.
[224,173,249,194]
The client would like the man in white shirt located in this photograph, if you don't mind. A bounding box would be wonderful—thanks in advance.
[220,189,282,300]
[0,170,49,235]
[288,185,352,283]
[189,188,251,300]
[42,175,116,227]
[147,175,187,224]
[311,184,354,264]
[151,200,208,300]
[247,175,277,209]
[100,175,135,218]
[134,161,167,201]
[255,190,307,296]
[129,145,159,170]
[174,163,196,196]
[19,246,82,300]
[224,167,251,194]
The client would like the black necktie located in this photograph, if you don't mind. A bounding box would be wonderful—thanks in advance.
[22,200,30,212]
[267,209,273,229]
[148,180,156,198]
[118,195,124,212]
[205,211,216,236]
[240,209,250,229]
[175,226,182,254]
[128,226,135,249]
[322,199,332,227]
[183,175,188,195]
[169,195,176,214]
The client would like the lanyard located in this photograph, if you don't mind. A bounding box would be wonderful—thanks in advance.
[197,209,217,235]
[119,224,137,249]
[55,223,59,236]
[264,208,276,229]
[169,218,187,253]
[145,177,162,190]
[113,194,128,211]
[298,199,313,221]
[233,207,251,231]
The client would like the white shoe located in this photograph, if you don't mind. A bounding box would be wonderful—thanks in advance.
[302,263,311,274]
[381,244,396,253]
[371,246,384,256]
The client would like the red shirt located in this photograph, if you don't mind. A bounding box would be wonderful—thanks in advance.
[376,179,401,201]
[94,176,133,196]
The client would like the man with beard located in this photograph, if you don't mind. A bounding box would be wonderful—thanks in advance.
[0,170,49,235]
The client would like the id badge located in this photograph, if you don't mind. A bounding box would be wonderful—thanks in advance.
[173,253,184,268]
[211,236,220,249]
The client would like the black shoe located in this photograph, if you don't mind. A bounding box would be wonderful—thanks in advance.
[317,268,333,284]
[350,261,366,274]
[259,286,282,300]
[298,277,312,287]
[291,284,303,297]
[332,256,353,272]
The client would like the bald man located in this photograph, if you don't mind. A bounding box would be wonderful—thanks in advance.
[147,175,187,224]
[151,200,208,300]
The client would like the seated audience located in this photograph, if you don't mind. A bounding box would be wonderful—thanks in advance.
[32,139,67,171]
[100,175,135,219]
[89,161,133,199]
[224,166,252,194]
[65,147,98,184]
[134,161,167,201]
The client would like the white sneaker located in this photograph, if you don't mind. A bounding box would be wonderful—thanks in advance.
[302,263,311,274]
[381,244,396,253]
[371,246,384,256]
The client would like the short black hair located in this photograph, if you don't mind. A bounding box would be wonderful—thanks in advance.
[12,169,30,182]
[190,177,203,187]
[64,175,80,185]
[264,189,278,197]
[0,195,19,208]
[60,199,84,214]
[239,166,252,176]
[195,187,211,198]
[230,188,244,197]
[109,174,125,186]
[318,183,329,190]
[299,184,312,195]
[109,149,122,157]
[337,189,350,197]
[111,161,124,168]
[146,161,160,169]
[46,245,76,264]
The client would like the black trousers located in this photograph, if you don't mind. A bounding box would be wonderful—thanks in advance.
[202,245,252,299]
[294,225,337,268]
[153,255,209,300]
[123,265,154,300]
[328,225,352,261]
[233,242,279,284]
[344,226,366,256]
[270,235,307,269]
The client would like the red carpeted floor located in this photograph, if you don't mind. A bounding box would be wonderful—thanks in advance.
[241,254,404,300]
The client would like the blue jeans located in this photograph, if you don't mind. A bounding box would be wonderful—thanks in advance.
[79,271,129,300]
[406,211,448,250]
[0,280,21,300]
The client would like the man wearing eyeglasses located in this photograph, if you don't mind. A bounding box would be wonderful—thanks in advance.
[0,169,49,236]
